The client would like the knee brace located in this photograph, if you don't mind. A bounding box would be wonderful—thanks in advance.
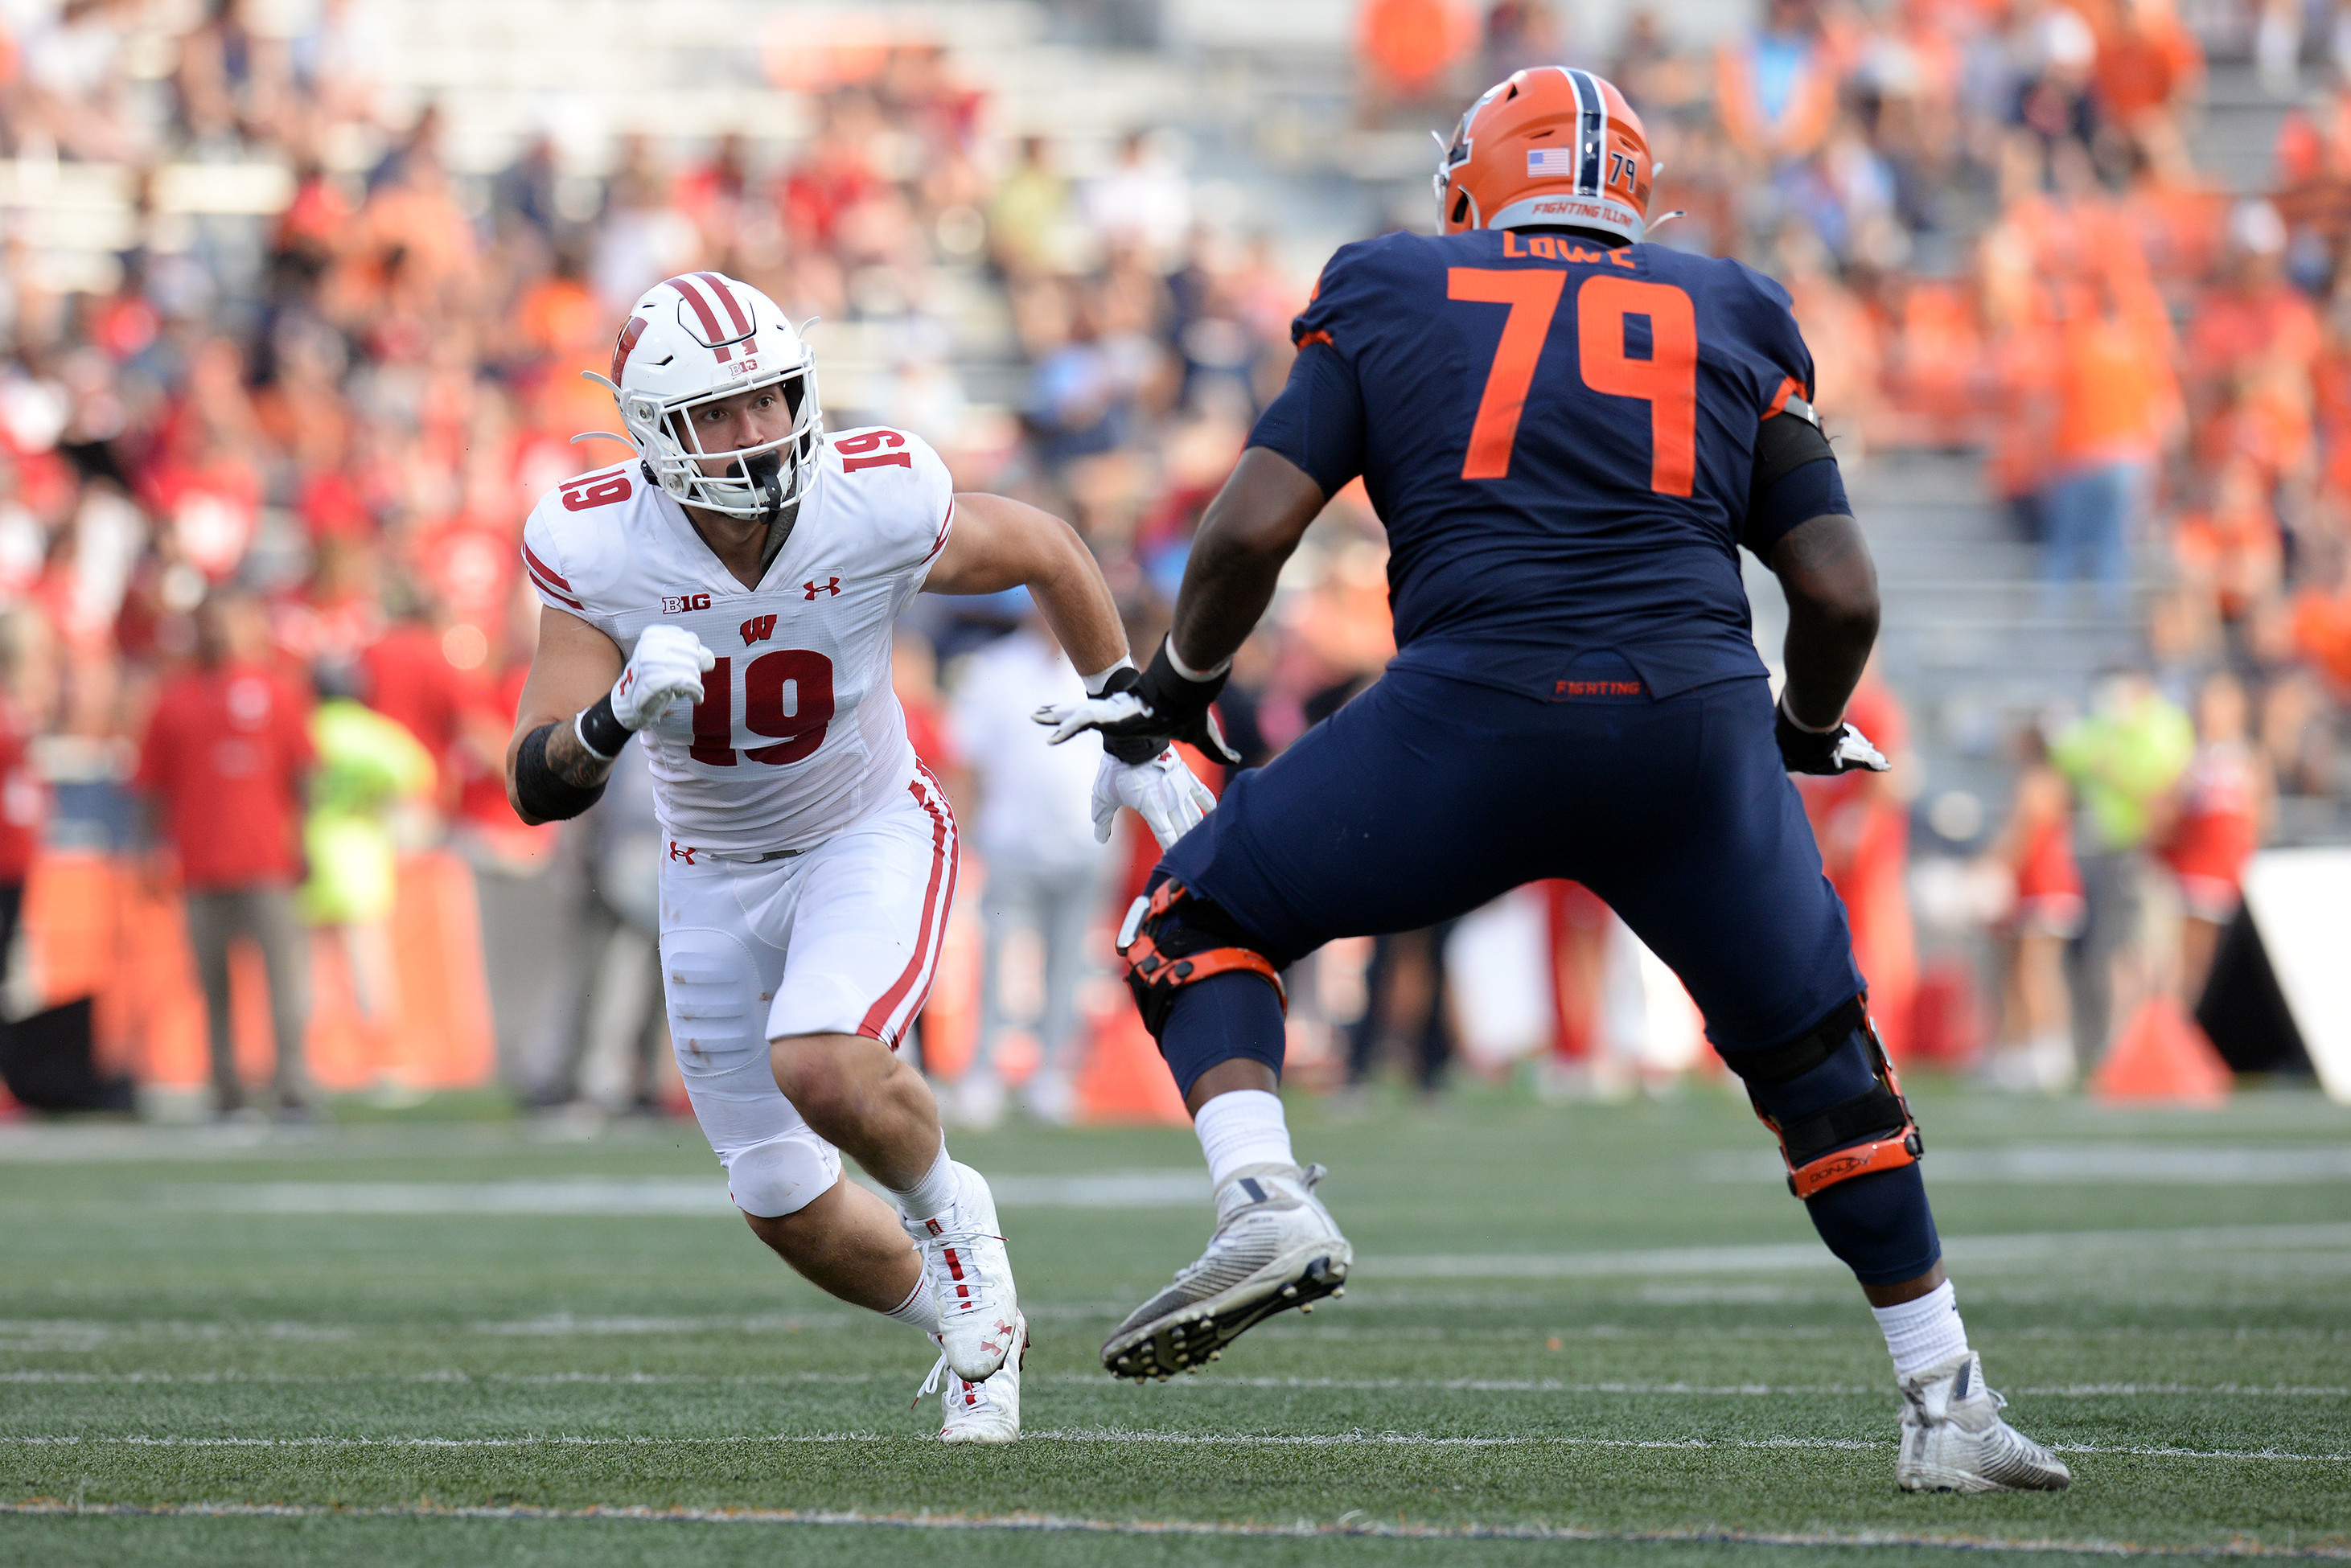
[725,1129,842,1220]
[1116,880,1284,1040]
[1725,996,1922,1200]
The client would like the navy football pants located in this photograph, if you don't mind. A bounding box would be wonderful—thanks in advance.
[1153,663,1940,1285]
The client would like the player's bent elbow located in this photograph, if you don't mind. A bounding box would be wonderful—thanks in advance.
[1773,514,1880,642]
[1805,583,1880,644]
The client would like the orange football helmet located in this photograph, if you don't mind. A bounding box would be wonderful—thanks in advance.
[1433,67,1656,244]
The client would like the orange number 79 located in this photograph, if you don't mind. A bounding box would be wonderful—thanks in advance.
[1445,269,1697,496]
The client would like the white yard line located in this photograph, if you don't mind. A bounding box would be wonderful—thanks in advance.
[160,1172,1210,1215]
[1706,1144,2351,1184]
[5,1431,2346,1462]
[0,1499,2346,1558]
[6,1369,2346,1399]
[1368,1221,2351,1279]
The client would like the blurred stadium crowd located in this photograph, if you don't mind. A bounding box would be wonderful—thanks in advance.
[0,0,2343,1123]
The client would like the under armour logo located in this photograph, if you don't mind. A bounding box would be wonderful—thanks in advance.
[667,840,697,864]
[804,577,841,600]
[740,614,777,646]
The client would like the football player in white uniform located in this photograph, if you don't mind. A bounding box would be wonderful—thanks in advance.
[503,271,1214,1443]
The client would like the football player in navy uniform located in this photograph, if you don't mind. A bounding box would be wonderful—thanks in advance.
[1041,68,2069,1492]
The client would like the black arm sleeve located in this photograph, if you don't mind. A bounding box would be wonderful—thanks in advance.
[513,721,608,822]
[1741,411,1851,557]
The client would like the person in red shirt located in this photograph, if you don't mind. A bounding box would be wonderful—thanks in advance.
[134,590,317,1117]
[2158,671,2271,1004]
[1984,724,2082,1094]
[1798,673,1917,1058]
[359,597,464,786]
[0,677,43,992]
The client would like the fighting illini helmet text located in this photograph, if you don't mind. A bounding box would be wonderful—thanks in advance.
[1433,67,1656,244]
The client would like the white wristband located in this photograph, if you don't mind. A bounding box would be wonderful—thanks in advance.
[1082,656,1136,697]
[1778,691,1841,736]
[1164,635,1231,684]
[574,708,620,761]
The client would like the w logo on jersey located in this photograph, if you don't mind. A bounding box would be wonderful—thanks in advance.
[740,614,778,646]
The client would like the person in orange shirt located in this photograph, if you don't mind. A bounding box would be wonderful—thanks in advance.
[2092,0,2203,149]
[1798,672,1917,1059]
[1983,724,2082,1093]
[2184,201,2320,429]
[2291,553,2351,700]
[2171,458,2284,624]
[2037,271,2176,614]
[2156,671,2270,1004]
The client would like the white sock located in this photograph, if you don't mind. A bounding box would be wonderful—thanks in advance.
[889,1139,960,1222]
[1871,1279,1970,1381]
[882,1272,939,1337]
[1194,1089,1295,1190]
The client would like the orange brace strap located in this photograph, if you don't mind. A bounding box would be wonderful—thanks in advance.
[1116,881,1286,1036]
[1751,1014,1922,1201]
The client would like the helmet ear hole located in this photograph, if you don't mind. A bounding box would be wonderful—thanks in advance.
[1451,191,1470,225]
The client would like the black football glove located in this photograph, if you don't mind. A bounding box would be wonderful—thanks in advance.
[1775,693,1890,776]
[1033,638,1243,766]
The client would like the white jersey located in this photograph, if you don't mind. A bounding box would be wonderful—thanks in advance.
[521,426,952,854]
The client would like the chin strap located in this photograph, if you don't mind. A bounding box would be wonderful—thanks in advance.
[758,498,800,571]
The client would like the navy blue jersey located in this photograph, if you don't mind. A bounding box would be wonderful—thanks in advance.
[1248,228,1848,699]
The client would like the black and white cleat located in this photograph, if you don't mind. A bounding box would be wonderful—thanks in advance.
[1101,1164,1352,1381]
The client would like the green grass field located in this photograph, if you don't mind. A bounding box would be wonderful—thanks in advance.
[4,1080,2349,1566]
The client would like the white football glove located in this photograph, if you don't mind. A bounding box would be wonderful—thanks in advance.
[1093,748,1216,849]
[613,624,716,731]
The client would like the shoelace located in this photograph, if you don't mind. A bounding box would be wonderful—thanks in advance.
[911,1353,949,1410]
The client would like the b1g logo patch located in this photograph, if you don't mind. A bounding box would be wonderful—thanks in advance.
[662,593,713,614]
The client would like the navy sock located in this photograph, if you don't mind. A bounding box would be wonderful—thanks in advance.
[1157,969,1287,1099]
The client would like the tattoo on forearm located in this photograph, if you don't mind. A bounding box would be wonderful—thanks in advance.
[546,717,619,787]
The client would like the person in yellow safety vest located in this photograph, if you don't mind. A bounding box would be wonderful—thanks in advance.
[302,670,438,1098]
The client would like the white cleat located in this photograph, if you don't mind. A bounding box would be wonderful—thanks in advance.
[1897,1351,2072,1492]
[921,1310,1028,1444]
[902,1162,1020,1383]
[1100,1162,1351,1381]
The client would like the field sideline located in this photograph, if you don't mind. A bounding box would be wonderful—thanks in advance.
[3,1082,2349,1566]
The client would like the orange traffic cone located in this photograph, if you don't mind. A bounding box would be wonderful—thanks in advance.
[2090,994,2233,1106]
[1077,1000,1190,1125]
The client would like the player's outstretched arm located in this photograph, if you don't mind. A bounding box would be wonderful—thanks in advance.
[1768,512,1886,775]
[935,493,1215,847]
[1169,447,1327,675]
[503,605,629,825]
[925,491,1129,676]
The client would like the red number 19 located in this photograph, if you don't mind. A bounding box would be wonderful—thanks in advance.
[837,429,912,473]
[689,650,836,767]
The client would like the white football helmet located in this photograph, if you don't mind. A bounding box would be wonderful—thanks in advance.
[586,272,822,521]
